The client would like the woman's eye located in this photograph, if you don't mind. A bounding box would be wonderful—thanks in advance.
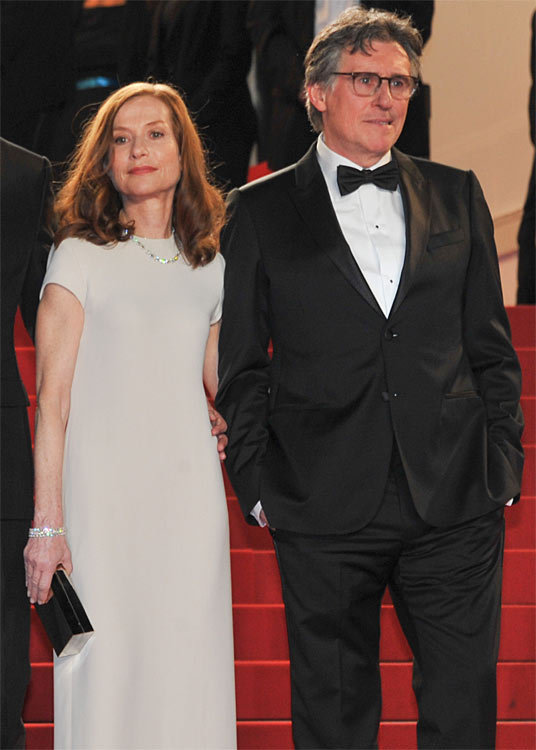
[113,136,128,144]
[151,131,164,139]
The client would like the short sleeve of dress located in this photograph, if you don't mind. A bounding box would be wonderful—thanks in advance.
[40,238,88,307]
[210,253,225,325]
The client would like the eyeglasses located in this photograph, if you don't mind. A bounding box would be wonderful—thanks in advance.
[330,72,419,100]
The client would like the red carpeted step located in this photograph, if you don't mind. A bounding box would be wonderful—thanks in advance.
[231,550,283,604]
[22,664,53,723]
[522,445,535,496]
[502,550,536,604]
[29,608,52,663]
[14,307,33,348]
[237,721,536,750]
[499,606,536,661]
[234,662,535,720]
[505,497,536,549]
[522,397,536,443]
[27,396,36,443]
[237,720,292,750]
[518,349,536,397]
[15,347,35,396]
[497,721,536,749]
[507,306,535,349]
[25,723,53,750]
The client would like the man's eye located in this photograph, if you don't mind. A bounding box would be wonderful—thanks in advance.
[357,75,374,86]
[390,77,406,89]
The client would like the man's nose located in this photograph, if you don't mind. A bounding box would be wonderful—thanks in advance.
[375,79,393,106]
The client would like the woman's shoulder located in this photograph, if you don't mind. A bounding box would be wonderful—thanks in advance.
[54,236,108,254]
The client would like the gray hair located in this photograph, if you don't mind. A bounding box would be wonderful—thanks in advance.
[304,6,423,133]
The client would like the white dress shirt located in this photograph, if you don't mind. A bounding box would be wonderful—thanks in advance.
[316,135,406,317]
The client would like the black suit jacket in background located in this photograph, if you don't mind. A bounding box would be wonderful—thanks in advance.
[216,145,524,534]
[147,0,256,188]
[1,138,52,519]
[248,0,434,170]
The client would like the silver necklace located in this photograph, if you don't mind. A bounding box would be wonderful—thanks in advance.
[129,229,182,265]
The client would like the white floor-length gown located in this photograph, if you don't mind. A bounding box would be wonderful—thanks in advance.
[42,236,236,749]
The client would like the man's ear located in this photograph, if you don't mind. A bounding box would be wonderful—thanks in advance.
[307,82,327,113]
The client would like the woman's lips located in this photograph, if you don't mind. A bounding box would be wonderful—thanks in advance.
[129,166,157,174]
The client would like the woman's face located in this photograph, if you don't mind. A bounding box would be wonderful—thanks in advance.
[107,95,182,204]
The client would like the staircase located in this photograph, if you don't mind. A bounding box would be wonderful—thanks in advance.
[17,305,535,750]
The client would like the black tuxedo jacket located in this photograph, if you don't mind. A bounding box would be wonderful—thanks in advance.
[216,145,524,534]
[1,138,51,518]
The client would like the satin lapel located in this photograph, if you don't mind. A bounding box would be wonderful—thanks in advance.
[390,149,431,317]
[291,147,385,318]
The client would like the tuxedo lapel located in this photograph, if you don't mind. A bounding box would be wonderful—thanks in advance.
[291,146,385,317]
[390,148,432,316]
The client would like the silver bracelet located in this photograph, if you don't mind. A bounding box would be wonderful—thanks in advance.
[28,526,66,538]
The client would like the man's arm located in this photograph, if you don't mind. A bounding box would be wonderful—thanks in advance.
[463,170,524,501]
[216,189,272,522]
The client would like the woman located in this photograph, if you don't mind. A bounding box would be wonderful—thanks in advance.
[23,82,236,749]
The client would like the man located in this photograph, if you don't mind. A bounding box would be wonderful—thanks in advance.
[1,138,52,749]
[216,8,524,749]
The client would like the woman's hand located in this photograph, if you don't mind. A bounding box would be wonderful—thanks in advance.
[24,535,73,605]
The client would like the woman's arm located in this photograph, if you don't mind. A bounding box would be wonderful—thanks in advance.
[203,321,228,461]
[24,283,84,604]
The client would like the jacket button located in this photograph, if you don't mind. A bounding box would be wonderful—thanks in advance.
[384,329,399,340]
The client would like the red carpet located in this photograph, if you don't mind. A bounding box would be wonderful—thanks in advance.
[16,304,535,749]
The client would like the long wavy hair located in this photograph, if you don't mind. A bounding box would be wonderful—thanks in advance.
[54,82,226,267]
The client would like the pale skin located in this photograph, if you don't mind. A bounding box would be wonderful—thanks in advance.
[24,95,227,605]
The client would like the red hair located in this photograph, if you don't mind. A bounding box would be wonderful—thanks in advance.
[54,82,225,267]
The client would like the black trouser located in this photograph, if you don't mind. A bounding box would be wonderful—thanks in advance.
[1,519,31,750]
[272,450,505,749]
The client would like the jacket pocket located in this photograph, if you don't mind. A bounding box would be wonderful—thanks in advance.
[428,228,464,251]
[444,390,480,400]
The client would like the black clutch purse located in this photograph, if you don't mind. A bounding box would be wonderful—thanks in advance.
[35,569,94,657]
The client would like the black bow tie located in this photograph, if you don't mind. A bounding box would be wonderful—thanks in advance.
[337,161,399,195]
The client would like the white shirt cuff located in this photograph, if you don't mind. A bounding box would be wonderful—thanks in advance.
[250,501,266,527]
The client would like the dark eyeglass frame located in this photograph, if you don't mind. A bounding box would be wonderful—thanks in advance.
[330,72,419,100]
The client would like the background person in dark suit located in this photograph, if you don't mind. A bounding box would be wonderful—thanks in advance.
[248,0,433,171]
[1,138,52,750]
[147,0,256,189]
[216,7,523,748]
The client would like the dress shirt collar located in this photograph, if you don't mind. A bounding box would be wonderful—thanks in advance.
[316,135,392,198]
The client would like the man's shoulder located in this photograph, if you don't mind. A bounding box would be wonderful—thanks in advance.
[397,150,471,184]
[239,162,298,197]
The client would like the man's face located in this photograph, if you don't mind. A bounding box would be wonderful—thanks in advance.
[308,41,412,167]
